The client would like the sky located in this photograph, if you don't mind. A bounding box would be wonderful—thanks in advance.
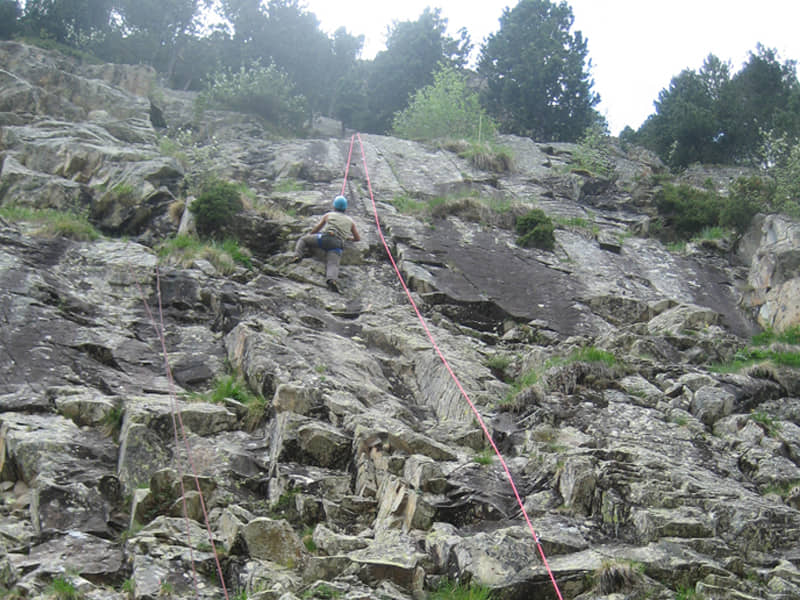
[302,0,800,136]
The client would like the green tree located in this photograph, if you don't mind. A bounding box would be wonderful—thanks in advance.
[478,0,600,142]
[210,0,362,117]
[636,59,726,169]
[655,183,722,240]
[722,176,771,231]
[633,46,800,170]
[322,26,365,117]
[21,0,115,47]
[392,64,495,142]
[0,0,21,39]
[216,0,264,64]
[111,0,207,81]
[366,7,471,133]
[331,62,370,131]
[719,45,800,165]
[259,0,337,114]
[772,141,800,217]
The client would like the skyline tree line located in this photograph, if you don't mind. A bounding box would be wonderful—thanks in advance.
[2,0,799,171]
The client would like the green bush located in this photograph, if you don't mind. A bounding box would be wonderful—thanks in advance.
[392,64,497,143]
[473,448,494,465]
[569,346,616,366]
[721,176,771,233]
[515,209,555,250]
[197,60,308,133]
[773,141,800,217]
[189,179,243,238]
[655,183,723,240]
[752,325,800,346]
[570,123,616,179]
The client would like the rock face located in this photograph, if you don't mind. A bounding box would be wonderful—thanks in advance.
[1,41,800,600]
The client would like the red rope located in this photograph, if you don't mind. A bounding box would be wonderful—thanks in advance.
[139,271,230,600]
[348,133,564,599]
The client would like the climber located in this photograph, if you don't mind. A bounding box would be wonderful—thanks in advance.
[292,195,361,292]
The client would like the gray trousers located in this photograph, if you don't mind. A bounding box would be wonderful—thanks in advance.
[294,234,343,281]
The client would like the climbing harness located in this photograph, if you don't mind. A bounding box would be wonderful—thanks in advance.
[316,232,343,252]
[343,133,564,600]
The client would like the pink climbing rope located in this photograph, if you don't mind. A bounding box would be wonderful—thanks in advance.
[346,133,564,600]
[139,272,230,600]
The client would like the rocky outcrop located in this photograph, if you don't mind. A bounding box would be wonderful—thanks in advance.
[1,42,800,600]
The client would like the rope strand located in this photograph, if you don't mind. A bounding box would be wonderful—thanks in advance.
[138,271,230,600]
[349,133,564,600]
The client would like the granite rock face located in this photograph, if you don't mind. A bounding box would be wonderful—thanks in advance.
[1,41,800,600]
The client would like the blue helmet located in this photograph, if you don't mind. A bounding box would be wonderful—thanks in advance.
[333,195,347,211]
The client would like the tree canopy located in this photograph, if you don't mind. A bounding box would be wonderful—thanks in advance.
[478,0,601,142]
[632,46,800,169]
[364,7,471,134]
[5,0,800,168]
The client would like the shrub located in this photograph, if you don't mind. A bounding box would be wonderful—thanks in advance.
[515,209,555,250]
[721,176,771,233]
[197,60,308,133]
[710,325,800,372]
[751,325,800,346]
[473,448,494,465]
[772,141,800,218]
[392,64,497,143]
[655,183,722,240]
[189,179,243,238]
[570,123,616,179]
[390,194,428,215]
[594,559,643,594]
[485,354,512,380]
[208,375,265,431]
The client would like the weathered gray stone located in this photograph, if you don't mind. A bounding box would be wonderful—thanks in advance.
[242,517,305,567]
[690,385,736,426]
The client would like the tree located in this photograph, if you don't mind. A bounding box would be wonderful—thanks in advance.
[477,0,600,142]
[259,0,336,114]
[365,7,471,134]
[0,0,21,39]
[718,45,800,165]
[636,59,726,169]
[323,27,365,117]
[392,64,495,142]
[111,0,208,81]
[331,61,370,131]
[21,0,115,47]
[633,46,800,169]
[211,0,361,117]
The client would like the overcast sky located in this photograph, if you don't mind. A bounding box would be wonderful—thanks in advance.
[302,0,800,135]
